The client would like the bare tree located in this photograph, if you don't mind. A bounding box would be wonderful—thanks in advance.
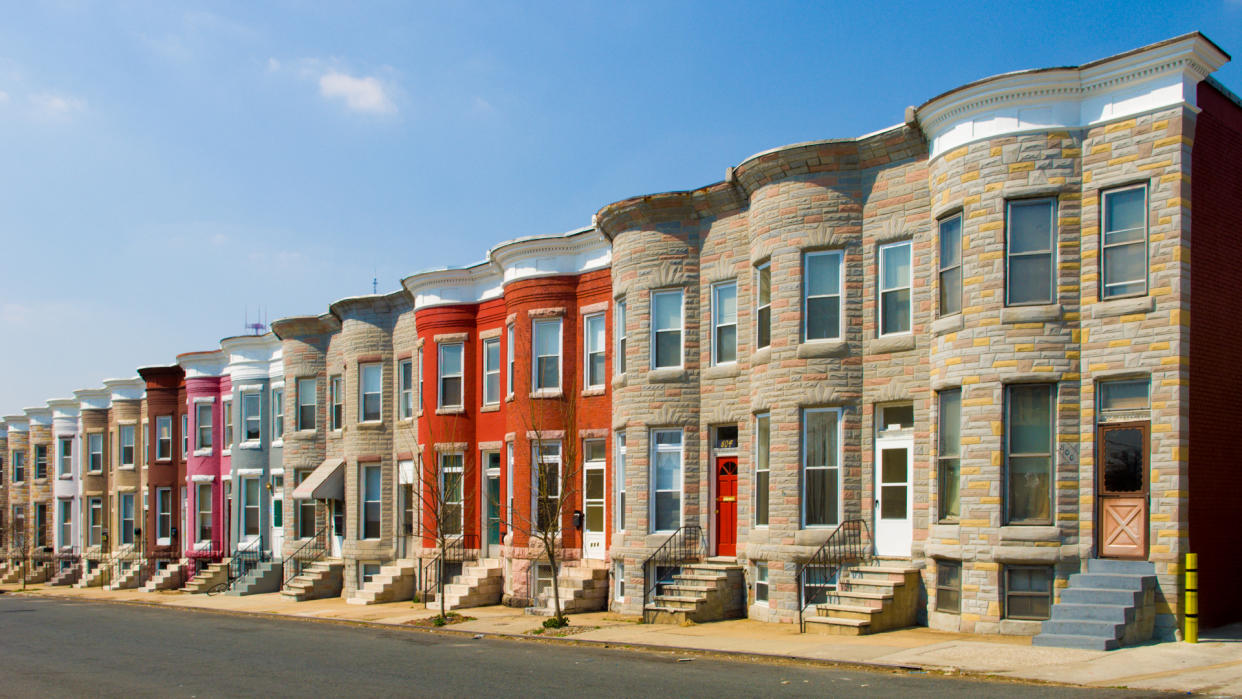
[411,415,473,621]
[498,394,581,625]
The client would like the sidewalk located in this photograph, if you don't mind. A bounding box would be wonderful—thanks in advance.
[5,582,1239,695]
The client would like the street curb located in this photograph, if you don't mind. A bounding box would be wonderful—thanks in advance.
[11,590,1074,688]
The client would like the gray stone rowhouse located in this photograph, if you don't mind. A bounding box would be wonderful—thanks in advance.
[220,334,283,556]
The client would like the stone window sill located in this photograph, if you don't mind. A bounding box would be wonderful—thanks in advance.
[193,448,212,457]
[703,364,740,380]
[998,525,1060,542]
[238,441,262,450]
[612,374,627,389]
[530,389,563,399]
[1001,304,1063,324]
[272,439,284,448]
[356,422,385,431]
[751,347,772,366]
[118,466,136,471]
[932,314,964,336]
[796,340,847,359]
[435,406,465,416]
[1092,295,1154,319]
[581,386,606,397]
[868,334,916,355]
[647,367,687,384]
[480,403,501,413]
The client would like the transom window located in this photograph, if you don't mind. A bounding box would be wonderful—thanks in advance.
[584,314,606,388]
[712,282,737,365]
[1101,185,1148,299]
[939,214,963,316]
[483,337,501,404]
[804,251,843,341]
[438,344,464,409]
[1006,384,1054,525]
[879,241,912,335]
[756,262,771,349]
[1006,199,1056,306]
[360,363,382,422]
[533,319,563,390]
[651,290,683,369]
[1098,379,1149,413]
[242,392,261,441]
[651,430,683,532]
[802,408,841,527]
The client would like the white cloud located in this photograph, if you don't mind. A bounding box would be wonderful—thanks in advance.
[0,90,9,103]
[29,92,85,119]
[266,57,281,73]
[318,71,396,115]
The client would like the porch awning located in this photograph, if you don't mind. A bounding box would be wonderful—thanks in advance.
[292,458,345,500]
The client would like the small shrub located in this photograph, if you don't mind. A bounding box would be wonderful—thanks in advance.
[542,615,569,629]
[432,616,447,627]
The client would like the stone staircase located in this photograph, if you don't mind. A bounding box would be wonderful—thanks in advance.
[104,558,147,590]
[184,559,232,594]
[227,560,284,596]
[24,559,53,584]
[531,562,609,615]
[1,562,25,584]
[143,559,191,592]
[803,562,923,636]
[48,561,82,586]
[426,559,504,611]
[1033,559,1157,650]
[347,559,417,605]
[282,560,344,601]
[644,558,746,624]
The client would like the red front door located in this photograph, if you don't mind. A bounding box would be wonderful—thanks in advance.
[715,457,738,557]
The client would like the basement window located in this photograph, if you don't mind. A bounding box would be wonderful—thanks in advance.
[1004,565,1052,620]
[754,563,769,605]
[935,559,961,614]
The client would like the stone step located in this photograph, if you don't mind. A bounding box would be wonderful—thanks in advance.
[803,616,870,635]
[1040,619,1126,639]
[1060,587,1144,607]
[830,590,888,609]
[1086,559,1157,576]
[1051,603,1135,623]
[1032,633,1120,651]
[1066,573,1151,591]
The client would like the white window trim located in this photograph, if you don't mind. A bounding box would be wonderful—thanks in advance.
[118,424,137,468]
[584,313,606,389]
[482,337,502,406]
[240,390,262,445]
[440,453,464,536]
[156,487,172,545]
[1100,184,1149,300]
[649,429,683,533]
[803,250,844,342]
[532,318,564,392]
[754,562,770,606]
[614,432,626,534]
[58,437,73,478]
[756,261,771,350]
[614,298,627,376]
[531,441,562,533]
[801,407,843,528]
[438,343,465,409]
[196,483,213,544]
[360,464,382,540]
[878,241,913,337]
[181,414,189,459]
[711,281,738,366]
[359,363,383,424]
[87,433,104,474]
[329,375,344,431]
[195,402,213,455]
[650,289,684,370]
[297,378,318,432]
[155,416,173,462]
[505,325,515,399]
[398,359,414,420]
[938,214,963,317]
[754,413,770,528]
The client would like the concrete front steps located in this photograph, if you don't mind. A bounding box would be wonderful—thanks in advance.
[282,560,344,601]
[184,559,233,594]
[24,561,53,584]
[143,559,191,592]
[427,559,504,611]
[804,562,922,636]
[645,558,746,624]
[228,560,284,596]
[48,561,82,586]
[347,559,417,605]
[104,559,147,590]
[531,562,609,615]
[1,562,26,584]
[1033,559,1157,651]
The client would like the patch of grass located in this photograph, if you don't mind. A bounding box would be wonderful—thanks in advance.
[407,612,475,628]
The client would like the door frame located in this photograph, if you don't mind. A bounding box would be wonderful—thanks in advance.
[1095,421,1150,560]
[873,435,913,558]
[713,455,738,557]
[582,445,606,560]
[329,499,344,558]
[708,425,739,558]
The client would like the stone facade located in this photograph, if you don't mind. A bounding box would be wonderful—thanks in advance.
[104,379,145,553]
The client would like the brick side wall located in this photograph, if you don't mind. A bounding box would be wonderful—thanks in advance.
[1189,81,1242,630]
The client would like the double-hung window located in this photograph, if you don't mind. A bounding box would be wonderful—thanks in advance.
[651,290,683,369]
[329,376,343,430]
[196,403,213,450]
[651,430,682,532]
[296,470,316,538]
[359,364,382,422]
[35,445,47,479]
[119,425,135,467]
[1006,199,1056,306]
[156,488,172,542]
[505,325,515,396]
[271,387,284,439]
[1101,185,1148,299]
[482,338,501,405]
[243,478,261,538]
[398,360,414,419]
[297,378,317,431]
[418,347,425,410]
[1005,384,1054,524]
[120,493,134,545]
[156,416,172,460]
[533,442,561,532]
[13,451,24,482]
[584,314,606,388]
[35,504,46,547]
[222,399,233,448]
[756,262,771,349]
[802,408,841,527]
[242,392,261,441]
[440,453,463,535]
[361,465,381,539]
[58,499,72,548]
[196,483,212,543]
[58,438,72,477]
[938,389,962,521]
[89,497,104,546]
[879,241,912,335]
[804,251,843,341]
[754,413,770,526]
[939,214,963,316]
[182,414,189,457]
[615,298,627,374]
[614,433,626,533]
[438,344,464,409]
[88,433,104,472]
[712,282,737,365]
[533,319,562,391]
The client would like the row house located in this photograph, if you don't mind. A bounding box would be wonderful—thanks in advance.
[104,378,147,560]
[4,416,30,566]
[136,366,187,564]
[46,399,79,563]
[24,407,54,559]
[0,422,8,562]
[177,350,232,563]
[74,388,112,562]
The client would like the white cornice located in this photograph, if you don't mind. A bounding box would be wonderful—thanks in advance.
[177,349,229,378]
[3,416,29,432]
[47,399,80,425]
[917,33,1229,159]
[24,406,52,426]
[103,377,146,402]
[220,333,281,383]
[74,388,112,411]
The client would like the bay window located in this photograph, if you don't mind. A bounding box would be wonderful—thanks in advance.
[533,442,561,532]
[939,214,962,316]
[651,290,683,369]
[879,241,912,335]
[438,344,464,408]
[802,408,841,527]
[483,337,501,404]
[651,430,682,532]
[585,314,606,388]
[712,282,737,364]
[1006,199,1056,306]
[1005,384,1054,524]
[804,251,843,340]
[533,319,562,391]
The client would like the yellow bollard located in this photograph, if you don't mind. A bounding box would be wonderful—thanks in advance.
[1185,552,1198,644]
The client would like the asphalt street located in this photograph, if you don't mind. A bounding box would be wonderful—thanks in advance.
[0,595,1170,698]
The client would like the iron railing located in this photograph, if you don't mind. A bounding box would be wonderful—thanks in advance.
[226,537,270,590]
[281,526,328,590]
[188,549,227,580]
[795,518,872,632]
[417,534,477,603]
[641,525,707,622]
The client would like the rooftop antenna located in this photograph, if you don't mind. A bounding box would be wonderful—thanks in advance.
[244,305,266,336]
[372,267,378,295]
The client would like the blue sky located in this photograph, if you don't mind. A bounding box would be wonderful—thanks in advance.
[1,1,1240,413]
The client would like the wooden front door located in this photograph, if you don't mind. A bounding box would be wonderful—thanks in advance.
[715,457,738,557]
[1097,422,1149,559]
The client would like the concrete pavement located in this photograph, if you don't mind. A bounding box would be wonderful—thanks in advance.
[4,581,1239,695]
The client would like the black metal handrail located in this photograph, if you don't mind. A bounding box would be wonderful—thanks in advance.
[281,525,328,589]
[227,537,270,590]
[641,525,707,622]
[795,518,872,632]
[417,534,477,603]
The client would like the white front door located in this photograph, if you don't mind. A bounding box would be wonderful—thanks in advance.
[583,459,605,560]
[874,437,912,557]
[330,500,344,558]
[270,475,284,556]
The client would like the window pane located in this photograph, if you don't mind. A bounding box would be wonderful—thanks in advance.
[939,458,961,519]
[655,451,680,491]
[586,315,605,352]
[363,365,381,393]
[1009,385,1051,454]
[655,493,680,531]
[806,253,840,297]
[805,468,838,526]
[881,289,911,334]
[442,376,462,405]
[1008,456,1051,522]
[1105,187,1145,233]
[881,244,910,290]
[715,284,737,324]
[755,470,769,525]
[441,345,462,375]
[1102,428,1144,492]
[805,411,837,468]
[537,356,559,388]
[586,469,604,499]
[716,325,737,363]
[655,331,681,368]
[940,216,961,268]
[806,296,840,340]
[757,307,771,347]
[939,266,962,316]
[1008,254,1052,304]
[534,321,559,356]
[1009,201,1053,253]
[1103,242,1145,294]
[758,265,771,306]
[1099,380,1148,412]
